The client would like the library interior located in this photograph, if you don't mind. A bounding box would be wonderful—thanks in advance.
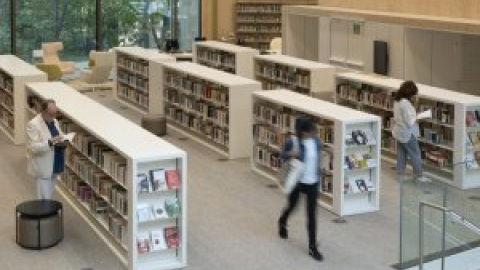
[2,0,480,270]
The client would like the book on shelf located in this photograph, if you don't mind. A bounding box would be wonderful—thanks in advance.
[165,197,181,218]
[465,153,479,169]
[150,169,168,192]
[165,227,180,248]
[137,231,151,254]
[137,203,153,222]
[150,229,168,251]
[166,170,180,190]
[152,201,168,219]
[467,110,480,127]
[137,173,152,193]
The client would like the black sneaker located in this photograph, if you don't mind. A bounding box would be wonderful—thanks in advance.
[309,246,324,261]
[278,222,288,239]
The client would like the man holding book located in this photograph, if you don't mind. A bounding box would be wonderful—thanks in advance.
[26,99,67,200]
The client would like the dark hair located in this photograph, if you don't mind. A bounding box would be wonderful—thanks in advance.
[394,81,418,101]
[40,99,55,112]
[298,118,316,134]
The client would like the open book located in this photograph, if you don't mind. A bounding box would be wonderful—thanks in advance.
[63,132,76,142]
[416,109,432,120]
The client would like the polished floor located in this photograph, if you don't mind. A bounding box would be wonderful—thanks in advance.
[0,90,400,270]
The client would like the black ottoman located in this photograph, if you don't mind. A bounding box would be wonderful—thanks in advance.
[16,200,63,250]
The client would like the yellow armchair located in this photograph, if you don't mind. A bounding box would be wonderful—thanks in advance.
[42,42,76,74]
[36,64,63,81]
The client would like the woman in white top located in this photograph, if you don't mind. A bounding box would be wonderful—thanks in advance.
[392,81,425,180]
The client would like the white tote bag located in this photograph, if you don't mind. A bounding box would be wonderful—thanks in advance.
[278,136,304,194]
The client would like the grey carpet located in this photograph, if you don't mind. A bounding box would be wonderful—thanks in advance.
[0,90,400,270]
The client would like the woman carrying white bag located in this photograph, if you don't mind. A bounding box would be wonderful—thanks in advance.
[278,118,324,262]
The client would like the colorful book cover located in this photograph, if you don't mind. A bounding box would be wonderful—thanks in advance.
[166,170,181,190]
[150,169,167,192]
[152,202,168,220]
[466,111,478,127]
[150,230,168,251]
[164,227,180,248]
[165,198,181,218]
[136,232,151,254]
[136,173,151,193]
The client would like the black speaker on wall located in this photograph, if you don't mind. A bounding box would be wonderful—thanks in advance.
[374,40,389,76]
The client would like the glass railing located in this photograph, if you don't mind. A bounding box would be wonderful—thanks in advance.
[399,176,480,270]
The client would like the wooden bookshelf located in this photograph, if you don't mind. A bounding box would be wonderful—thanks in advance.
[0,55,46,145]
[235,1,314,51]
[193,41,259,79]
[26,82,187,270]
[113,47,176,114]
[336,72,480,189]
[160,62,261,159]
[252,90,381,216]
[254,54,336,99]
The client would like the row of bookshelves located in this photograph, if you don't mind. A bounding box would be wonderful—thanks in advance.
[118,85,149,110]
[0,109,14,135]
[164,74,229,107]
[117,54,149,77]
[252,90,381,216]
[166,106,229,148]
[117,71,149,93]
[0,72,13,94]
[236,4,281,13]
[60,173,128,249]
[237,26,282,33]
[0,90,14,114]
[196,49,236,71]
[28,82,188,269]
[256,63,310,87]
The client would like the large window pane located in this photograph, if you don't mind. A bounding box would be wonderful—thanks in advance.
[0,0,11,54]
[103,0,200,52]
[16,0,96,62]
[177,0,199,51]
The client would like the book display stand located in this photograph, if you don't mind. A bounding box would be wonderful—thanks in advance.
[0,55,46,144]
[336,72,480,189]
[26,82,187,270]
[252,89,381,216]
[193,41,259,79]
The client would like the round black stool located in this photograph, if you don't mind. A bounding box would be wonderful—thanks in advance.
[16,200,63,250]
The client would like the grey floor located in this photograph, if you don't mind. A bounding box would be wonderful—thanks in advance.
[0,90,400,270]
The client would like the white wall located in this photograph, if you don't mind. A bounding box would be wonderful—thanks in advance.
[284,12,480,96]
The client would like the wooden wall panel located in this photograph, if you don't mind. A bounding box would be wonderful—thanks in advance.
[316,0,480,20]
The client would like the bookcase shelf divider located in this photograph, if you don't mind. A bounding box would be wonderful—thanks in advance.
[26,82,187,270]
[252,89,381,216]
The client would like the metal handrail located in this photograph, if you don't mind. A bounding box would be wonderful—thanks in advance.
[419,201,480,270]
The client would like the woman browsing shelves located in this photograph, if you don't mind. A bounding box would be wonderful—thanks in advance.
[392,81,431,182]
[278,118,324,261]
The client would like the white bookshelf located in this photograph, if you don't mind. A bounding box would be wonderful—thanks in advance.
[193,41,259,79]
[26,82,187,270]
[252,90,381,216]
[160,62,262,159]
[254,54,336,99]
[336,72,480,189]
[114,47,176,114]
[0,55,46,144]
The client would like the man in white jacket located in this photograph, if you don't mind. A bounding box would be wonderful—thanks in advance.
[26,99,66,200]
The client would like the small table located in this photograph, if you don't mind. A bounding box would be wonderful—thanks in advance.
[16,200,63,250]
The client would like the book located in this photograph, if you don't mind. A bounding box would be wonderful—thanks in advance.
[164,227,180,248]
[152,202,168,219]
[165,197,181,218]
[348,178,360,194]
[166,170,181,189]
[136,173,151,193]
[416,109,432,120]
[136,204,152,222]
[465,153,479,169]
[150,169,168,192]
[136,232,151,253]
[466,111,478,127]
[355,179,368,192]
[364,129,377,145]
[150,230,168,251]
